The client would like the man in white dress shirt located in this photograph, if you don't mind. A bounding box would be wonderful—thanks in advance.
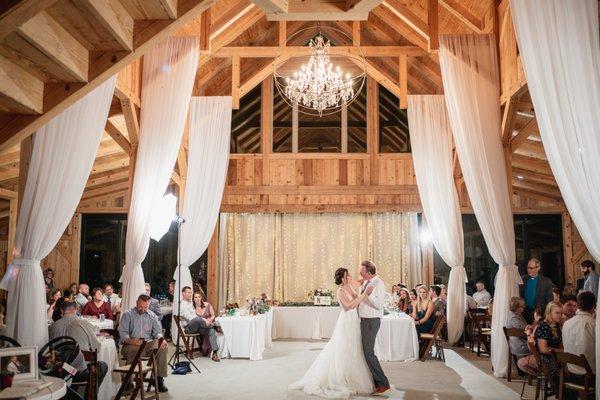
[562,291,596,376]
[358,260,390,395]
[178,286,220,362]
[473,281,492,308]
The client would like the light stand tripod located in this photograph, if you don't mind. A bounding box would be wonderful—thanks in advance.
[168,216,201,373]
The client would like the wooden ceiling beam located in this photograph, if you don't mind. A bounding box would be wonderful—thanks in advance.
[81,0,134,51]
[512,154,553,176]
[15,11,89,82]
[0,0,60,41]
[252,0,288,14]
[0,55,43,114]
[0,187,17,200]
[105,120,131,154]
[438,0,485,34]
[159,0,178,19]
[381,0,428,41]
[211,45,425,58]
[511,116,537,151]
[81,180,130,200]
[371,4,428,52]
[86,167,129,189]
[512,167,556,187]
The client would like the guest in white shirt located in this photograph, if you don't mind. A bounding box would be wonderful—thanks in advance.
[473,281,492,308]
[178,286,220,362]
[562,291,596,375]
[103,284,120,311]
[74,284,91,310]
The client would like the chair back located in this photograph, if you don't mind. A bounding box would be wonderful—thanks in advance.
[81,350,99,400]
[430,315,446,338]
[472,314,491,333]
[555,351,594,376]
[173,315,187,336]
[0,335,21,348]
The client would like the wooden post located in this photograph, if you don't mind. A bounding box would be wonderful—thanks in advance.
[366,77,379,185]
[562,211,574,284]
[200,10,211,52]
[232,55,240,110]
[261,78,273,185]
[352,21,360,46]
[206,223,219,306]
[292,100,298,153]
[70,213,82,284]
[427,0,438,51]
[504,145,513,209]
[6,198,17,266]
[278,21,286,47]
[399,54,408,109]
[341,103,348,153]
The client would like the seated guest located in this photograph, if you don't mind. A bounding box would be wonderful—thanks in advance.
[51,297,65,322]
[465,294,477,311]
[179,286,220,362]
[412,285,435,334]
[49,300,108,394]
[517,306,544,373]
[429,285,445,317]
[102,284,120,311]
[81,287,113,320]
[47,288,62,319]
[397,288,411,314]
[439,285,447,303]
[552,286,561,303]
[145,283,162,320]
[473,281,492,308]
[66,282,78,300]
[119,294,168,392]
[562,291,596,375]
[193,290,222,353]
[534,302,564,395]
[561,295,578,323]
[506,297,530,361]
[562,283,576,297]
[580,260,599,298]
[44,268,55,291]
[520,258,553,324]
[167,281,175,302]
[409,288,417,302]
[75,284,91,310]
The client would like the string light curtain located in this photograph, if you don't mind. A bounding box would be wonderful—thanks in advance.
[439,34,521,377]
[408,95,466,345]
[173,96,232,327]
[219,212,421,305]
[0,77,115,348]
[510,0,600,392]
[120,37,199,313]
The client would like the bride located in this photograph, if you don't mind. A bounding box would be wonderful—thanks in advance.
[289,267,375,399]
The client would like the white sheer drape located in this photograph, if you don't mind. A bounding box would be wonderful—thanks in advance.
[510,0,600,392]
[439,34,521,377]
[121,37,199,313]
[173,96,232,322]
[408,95,466,345]
[406,213,423,289]
[0,77,115,347]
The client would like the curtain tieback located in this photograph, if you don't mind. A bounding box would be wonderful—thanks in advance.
[500,264,523,286]
[0,258,41,291]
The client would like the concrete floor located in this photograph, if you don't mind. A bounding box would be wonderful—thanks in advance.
[161,340,528,400]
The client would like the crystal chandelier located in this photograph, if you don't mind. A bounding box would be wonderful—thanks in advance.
[274,26,366,116]
[284,35,353,116]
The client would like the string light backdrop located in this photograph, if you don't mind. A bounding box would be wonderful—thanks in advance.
[218,212,422,306]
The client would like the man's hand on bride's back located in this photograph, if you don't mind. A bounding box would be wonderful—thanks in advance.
[365,285,374,295]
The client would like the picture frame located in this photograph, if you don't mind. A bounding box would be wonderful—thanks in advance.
[0,347,37,381]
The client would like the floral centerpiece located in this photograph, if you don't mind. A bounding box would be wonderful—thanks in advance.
[309,288,334,306]
[247,297,271,315]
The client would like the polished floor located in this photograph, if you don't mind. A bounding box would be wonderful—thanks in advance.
[162,340,523,400]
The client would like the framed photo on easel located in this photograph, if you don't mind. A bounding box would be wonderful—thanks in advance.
[0,347,37,381]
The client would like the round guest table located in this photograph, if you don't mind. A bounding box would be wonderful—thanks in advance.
[374,313,419,362]
[97,336,119,400]
[0,376,66,400]
[82,316,114,330]
[216,310,273,361]
[272,307,340,339]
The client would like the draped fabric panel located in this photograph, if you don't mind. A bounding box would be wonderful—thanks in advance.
[509,1,600,392]
[0,77,115,347]
[219,212,421,305]
[408,95,466,345]
[121,37,199,313]
[173,96,232,323]
[439,34,521,377]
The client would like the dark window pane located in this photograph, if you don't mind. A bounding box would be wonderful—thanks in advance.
[378,85,410,153]
[231,85,261,154]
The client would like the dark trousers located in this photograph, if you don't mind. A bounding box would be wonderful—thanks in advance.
[161,313,172,339]
[360,317,389,389]
[184,317,218,351]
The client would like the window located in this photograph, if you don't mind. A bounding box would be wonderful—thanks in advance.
[432,214,564,295]
[80,214,207,296]
[231,85,261,153]
[378,85,410,153]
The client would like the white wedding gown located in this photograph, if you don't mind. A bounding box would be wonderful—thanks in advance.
[289,290,374,399]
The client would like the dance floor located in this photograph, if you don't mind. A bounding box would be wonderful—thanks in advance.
[164,341,523,400]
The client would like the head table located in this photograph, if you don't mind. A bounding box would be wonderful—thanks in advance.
[216,309,273,361]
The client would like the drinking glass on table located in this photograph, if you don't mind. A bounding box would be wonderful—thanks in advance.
[99,313,105,322]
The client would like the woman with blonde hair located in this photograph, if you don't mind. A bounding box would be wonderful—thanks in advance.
[534,302,563,394]
[411,285,435,334]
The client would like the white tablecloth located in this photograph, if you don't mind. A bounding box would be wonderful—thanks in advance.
[374,314,419,362]
[82,317,114,330]
[216,313,269,361]
[5,377,66,400]
[264,309,273,348]
[272,307,341,339]
[97,336,119,400]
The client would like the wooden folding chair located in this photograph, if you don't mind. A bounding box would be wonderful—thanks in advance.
[471,313,491,356]
[503,327,528,382]
[143,338,164,394]
[71,349,99,400]
[173,315,201,359]
[466,309,487,352]
[556,352,596,400]
[527,340,553,400]
[419,316,446,361]
[113,340,159,400]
